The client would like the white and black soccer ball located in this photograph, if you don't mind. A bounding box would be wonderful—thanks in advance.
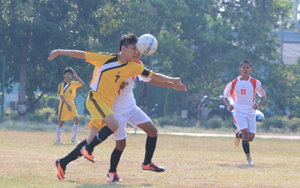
[136,34,158,56]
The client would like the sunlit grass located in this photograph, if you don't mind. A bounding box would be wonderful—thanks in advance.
[0,128,300,187]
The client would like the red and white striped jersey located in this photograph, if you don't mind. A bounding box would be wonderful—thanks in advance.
[223,76,266,114]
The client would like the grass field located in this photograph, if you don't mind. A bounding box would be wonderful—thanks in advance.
[0,128,300,188]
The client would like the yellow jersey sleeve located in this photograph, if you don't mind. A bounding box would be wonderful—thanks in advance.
[71,81,83,88]
[129,62,153,77]
[85,51,112,67]
[57,82,64,97]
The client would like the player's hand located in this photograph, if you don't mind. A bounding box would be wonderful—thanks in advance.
[48,50,60,61]
[173,78,187,91]
[252,103,259,110]
[120,82,129,90]
[229,105,234,111]
[67,104,72,111]
[72,70,78,78]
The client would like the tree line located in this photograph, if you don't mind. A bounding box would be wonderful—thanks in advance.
[0,0,298,121]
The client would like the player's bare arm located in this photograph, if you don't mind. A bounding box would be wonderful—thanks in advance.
[147,80,184,91]
[150,73,187,91]
[72,70,85,85]
[253,95,266,110]
[60,95,72,111]
[223,97,234,111]
[48,49,86,61]
[120,82,129,90]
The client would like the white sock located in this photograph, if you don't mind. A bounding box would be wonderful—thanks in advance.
[72,124,79,139]
[56,126,62,141]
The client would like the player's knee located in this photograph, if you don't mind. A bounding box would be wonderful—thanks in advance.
[149,127,158,137]
[249,137,254,142]
[116,140,126,151]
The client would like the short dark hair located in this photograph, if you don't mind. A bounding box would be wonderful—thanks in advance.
[240,61,252,68]
[63,67,73,75]
[119,33,138,51]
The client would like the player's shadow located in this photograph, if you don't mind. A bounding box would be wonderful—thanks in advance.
[219,163,255,169]
[66,180,143,188]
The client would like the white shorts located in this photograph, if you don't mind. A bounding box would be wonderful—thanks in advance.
[233,111,256,133]
[111,105,151,140]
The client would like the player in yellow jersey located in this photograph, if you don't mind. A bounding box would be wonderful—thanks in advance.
[48,33,186,180]
[55,67,84,144]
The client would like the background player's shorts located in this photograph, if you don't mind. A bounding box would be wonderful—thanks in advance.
[57,100,78,121]
[233,110,256,133]
[86,91,114,131]
[111,105,151,141]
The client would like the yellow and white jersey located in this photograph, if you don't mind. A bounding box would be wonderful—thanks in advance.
[85,51,152,103]
[57,81,83,101]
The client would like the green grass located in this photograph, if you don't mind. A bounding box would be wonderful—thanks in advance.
[0,127,300,187]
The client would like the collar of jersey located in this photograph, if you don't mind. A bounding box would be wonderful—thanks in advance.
[238,75,251,82]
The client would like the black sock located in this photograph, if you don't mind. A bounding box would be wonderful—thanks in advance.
[242,140,250,154]
[60,139,87,168]
[109,148,123,172]
[236,132,242,138]
[143,135,157,165]
[85,126,114,152]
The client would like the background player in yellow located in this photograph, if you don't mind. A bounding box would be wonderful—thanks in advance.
[55,67,85,144]
[48,33,186,180]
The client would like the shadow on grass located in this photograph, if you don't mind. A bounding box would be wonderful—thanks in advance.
[70,181,137,188]
[219,163,255,169]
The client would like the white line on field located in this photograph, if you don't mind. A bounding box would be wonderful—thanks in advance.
[126,131,300,140]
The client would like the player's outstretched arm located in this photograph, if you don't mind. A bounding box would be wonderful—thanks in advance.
[150,73,187,91]
[147,80,184,91]
[72,70,85,86]
[48,49,86,61]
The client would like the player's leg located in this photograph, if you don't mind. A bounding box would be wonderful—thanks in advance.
[129,107,164,172]
[83,114,120,156]
[55,121,64,144]
[70,103,80,143]
[107,139,125,182]
[56,101,69,144]
[107,115,128,182]
[248,114,256,142]
[81,93,119,161]
[55,125,99,180]
[233,118,242,146]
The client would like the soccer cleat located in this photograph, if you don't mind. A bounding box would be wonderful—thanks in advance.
[142,162,165,172]
[54,140,64,145]
[81,146,95,163]
[107,172,123,182]
[234,129,240,147]
[55,159,65,180]
[71,138,80,144]
[246,159,254,165]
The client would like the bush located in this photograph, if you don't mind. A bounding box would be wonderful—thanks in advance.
[46,96,60,113]
[261,116,289,132]
[206,117,222,129]
[28,107,56,123]
[156,116,198,127]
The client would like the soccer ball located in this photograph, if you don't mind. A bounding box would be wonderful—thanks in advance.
[136,34,158,55]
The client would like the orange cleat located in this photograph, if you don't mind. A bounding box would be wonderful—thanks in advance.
[55,159,65,180]
[142,162,165,172]
[81,146,95,163]
[107,172,123,182]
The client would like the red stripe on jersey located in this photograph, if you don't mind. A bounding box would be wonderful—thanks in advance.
[250,78,257,102]
[233,117,237,125]
[230,79,238,101]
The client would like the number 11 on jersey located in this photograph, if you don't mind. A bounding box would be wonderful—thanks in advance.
[241,89,246,95]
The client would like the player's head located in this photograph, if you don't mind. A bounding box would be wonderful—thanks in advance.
[63,67,73,80]
[239,61,252,77]
[119,33,138,60]
[134,50,141,61]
